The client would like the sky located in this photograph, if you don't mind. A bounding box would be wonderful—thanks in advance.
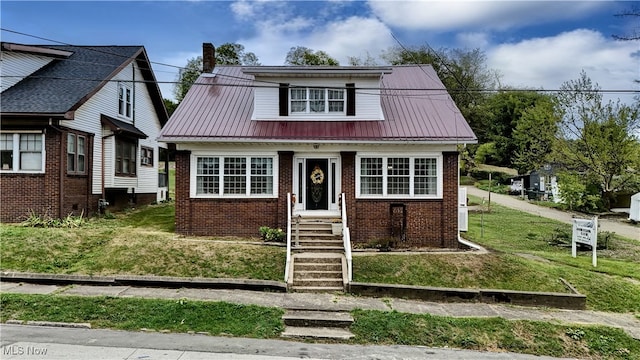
[1,1,639,103]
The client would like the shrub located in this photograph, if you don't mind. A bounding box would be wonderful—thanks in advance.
[259,226,285,242]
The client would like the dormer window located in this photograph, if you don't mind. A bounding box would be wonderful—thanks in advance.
[290,88,345,114]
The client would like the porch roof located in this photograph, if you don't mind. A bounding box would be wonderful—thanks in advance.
[159,65,477,144]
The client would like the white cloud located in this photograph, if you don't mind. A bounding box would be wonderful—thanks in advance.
[456,32,491,49]
[240,16,394,65]
[487,29,638,102]
[368,1,605,31]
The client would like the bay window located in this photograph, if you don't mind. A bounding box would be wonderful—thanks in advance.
[194,155,276,197]
[357,155,441,198]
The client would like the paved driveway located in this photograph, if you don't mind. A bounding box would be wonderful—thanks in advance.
[464,186,639,241]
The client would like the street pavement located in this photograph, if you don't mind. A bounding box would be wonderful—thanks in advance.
[464,186,639,241]
[1,324,576,360]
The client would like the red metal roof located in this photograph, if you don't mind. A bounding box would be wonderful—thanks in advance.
[159,65,476,143]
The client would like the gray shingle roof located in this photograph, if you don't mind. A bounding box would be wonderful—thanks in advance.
[1,44,168,124]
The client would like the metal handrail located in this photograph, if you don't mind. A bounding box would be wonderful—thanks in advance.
[284,192,292,283]
[341,193,352,282]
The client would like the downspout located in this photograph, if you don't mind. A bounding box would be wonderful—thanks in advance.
[58,123,64,218]
[132,62,139,199]
[86,135,93,215]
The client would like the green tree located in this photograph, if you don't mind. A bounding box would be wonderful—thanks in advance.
[285,46,339,65]
[216,43,260,65]
[163,98,178,117]
[512,97,560,174]
[381,46,499,137]
[173,56,202,103]
[555,71,640,209]
[475,90,557,169]
[173,43,260,103]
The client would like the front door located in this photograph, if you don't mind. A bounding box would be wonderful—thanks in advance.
[305,159,329,210]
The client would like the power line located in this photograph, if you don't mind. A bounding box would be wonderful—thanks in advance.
[2,74,637,94]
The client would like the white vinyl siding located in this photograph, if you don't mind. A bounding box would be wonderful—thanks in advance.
[252,77,382,121]
[191,154,278,198]
[356,154,443,199]
[0,52,54,92]
[59,61,165,196]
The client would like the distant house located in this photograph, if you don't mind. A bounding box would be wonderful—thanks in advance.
[159,44,476,250]
[1,42,169,222]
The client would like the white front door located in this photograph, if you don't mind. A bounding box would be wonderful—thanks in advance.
[293,155,341,213]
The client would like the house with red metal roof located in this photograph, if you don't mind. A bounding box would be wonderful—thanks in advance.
[1,42,169,222]
[159,43,476,290]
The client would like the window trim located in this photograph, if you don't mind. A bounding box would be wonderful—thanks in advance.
[67,132,87,175]
[0,131,45,173]
[115,136,137,177]
[118,82,132,119]
[190,153,278,198]
[355,153,443,199]
[140,146,153,167]
[289,87,345,115]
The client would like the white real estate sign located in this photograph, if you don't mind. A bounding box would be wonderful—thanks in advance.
[572,217,598,267]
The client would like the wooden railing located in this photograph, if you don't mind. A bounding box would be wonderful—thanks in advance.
[341,193,352,282]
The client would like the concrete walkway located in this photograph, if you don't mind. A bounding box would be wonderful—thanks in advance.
[2,281,639,340]
[465,186,639,241]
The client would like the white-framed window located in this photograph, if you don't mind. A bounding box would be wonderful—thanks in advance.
[67,133,87,174]
[193,155,277,198]
[290,88,345,114]
[118,82,132,118]
[356,154,442,198]
[0,132,45,173]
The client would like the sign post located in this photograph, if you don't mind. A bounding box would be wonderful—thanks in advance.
[572,217,598,267]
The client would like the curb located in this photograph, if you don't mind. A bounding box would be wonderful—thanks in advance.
[2,271,586,310]
[6,320,91,329]
[0,271,287,293]
[349,282,587,310]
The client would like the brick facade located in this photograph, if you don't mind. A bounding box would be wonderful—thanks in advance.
[174,150,282,237]
[174,150,460,248]
[1,127,157,223]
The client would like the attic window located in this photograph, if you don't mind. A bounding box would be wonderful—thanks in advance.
[118,82,132,118]
[289,88,345,114]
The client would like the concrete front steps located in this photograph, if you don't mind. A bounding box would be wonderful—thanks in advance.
[290,253,346,292]
[289,217,347,293]
[281,309,355,340]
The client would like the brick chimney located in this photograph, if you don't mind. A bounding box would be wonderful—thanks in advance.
[202,43,215,73]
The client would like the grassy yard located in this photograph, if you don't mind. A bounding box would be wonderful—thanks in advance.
[2,201,640,359]
[0,204,285,281]
[2,293,638,360]
[1,200,639,314]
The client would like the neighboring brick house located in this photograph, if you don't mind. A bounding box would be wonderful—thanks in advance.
[1,42,169,222]
[159,44,476,248]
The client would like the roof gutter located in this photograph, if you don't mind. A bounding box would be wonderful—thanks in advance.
[157,137,477,145]
[0,112,75,120]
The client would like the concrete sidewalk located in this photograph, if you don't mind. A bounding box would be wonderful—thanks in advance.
[2,280,639,340]
[465,186,639,241]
